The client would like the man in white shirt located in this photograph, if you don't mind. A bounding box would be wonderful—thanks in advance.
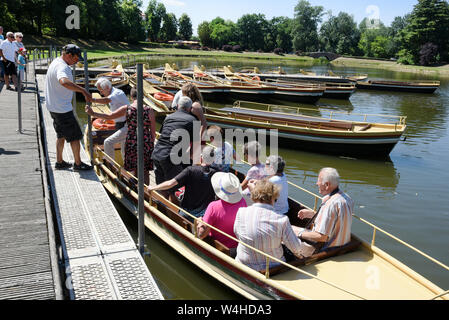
[91,77,130,161]
[0,31,18,90]
[0,27,4,81]
[45,44,93,171]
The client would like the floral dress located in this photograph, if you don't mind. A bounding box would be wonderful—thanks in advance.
[124,104,154,172]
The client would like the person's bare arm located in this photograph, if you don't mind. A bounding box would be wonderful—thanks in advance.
[148,179,178,192]
[93,96,112,104]
[300,230,328,243]
[59,77,92,102]
[85,105,127,120]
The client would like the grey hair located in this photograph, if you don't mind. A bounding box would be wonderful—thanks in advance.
[95,77,112,90]
[14,32,23,38]
[266,155,285,175]
[244,140,261,158]
[177,96,193,111]
[201,145,215,165]
[319,167,340,186]
[6,31,13,38]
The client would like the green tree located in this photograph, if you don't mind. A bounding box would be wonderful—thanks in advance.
[160,13,178,41]
[236,14,268,51]
[197,21,212,47]
[145,0,166,41]
[100,0,124,41]
[210,17,237,49]
[272,17,293,53]
[0,1,19,31]
[291,0,324,52]
[120,0,145,43]
[178,13,193,40]
[319,12,360,55]
[399,0,449,64]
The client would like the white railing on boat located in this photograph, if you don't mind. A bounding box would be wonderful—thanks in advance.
[93,146,447,300]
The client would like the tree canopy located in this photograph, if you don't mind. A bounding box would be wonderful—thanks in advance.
[1,0,448,66]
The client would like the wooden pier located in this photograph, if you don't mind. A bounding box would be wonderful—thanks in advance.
[0,63,163,300]
[0,78,61,299]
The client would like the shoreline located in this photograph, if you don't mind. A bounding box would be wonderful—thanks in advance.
[331,57,449,79]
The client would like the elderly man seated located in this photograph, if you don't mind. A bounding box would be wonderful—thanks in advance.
[91,77,130,162]
[296,167,354,251]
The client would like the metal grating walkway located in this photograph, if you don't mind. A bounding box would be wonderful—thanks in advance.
[37,74,163,300]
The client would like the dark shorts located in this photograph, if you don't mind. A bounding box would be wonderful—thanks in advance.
[50,111,83,142]
[153,158,184,193]
[3,60,17,76]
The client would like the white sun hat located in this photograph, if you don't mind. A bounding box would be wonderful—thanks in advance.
[211,172,243,204]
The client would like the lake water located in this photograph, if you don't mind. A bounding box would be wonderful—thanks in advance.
[76,58,449,299]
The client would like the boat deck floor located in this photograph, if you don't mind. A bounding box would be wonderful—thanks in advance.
[273,246,442,300]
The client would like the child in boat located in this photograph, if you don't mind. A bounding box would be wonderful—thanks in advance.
[241,141,267,205]
[206,125,236,172]
[265,155,289,216]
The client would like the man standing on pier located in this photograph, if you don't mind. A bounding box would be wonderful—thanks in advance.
[45,44,93,171]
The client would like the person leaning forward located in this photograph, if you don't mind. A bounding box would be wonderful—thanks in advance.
[151,96,200,204]
[45,44,93,171]
[149,145,217,221]
[296,167,354,251]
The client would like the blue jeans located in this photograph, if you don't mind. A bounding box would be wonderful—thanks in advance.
[180,206,207,223]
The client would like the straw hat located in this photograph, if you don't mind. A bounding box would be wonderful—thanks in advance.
[211,172,243,204]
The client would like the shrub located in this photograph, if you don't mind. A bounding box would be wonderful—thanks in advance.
[273,48,283,55]
[397,49,415,65]
[222,44,232,52]
[232,45,242,52]
[419,43,439,66]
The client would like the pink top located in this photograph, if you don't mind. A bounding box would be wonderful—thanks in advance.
[203,198,247,248]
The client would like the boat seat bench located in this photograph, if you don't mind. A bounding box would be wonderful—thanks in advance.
[259,238,362,277]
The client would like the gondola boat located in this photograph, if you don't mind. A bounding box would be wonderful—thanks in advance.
[203,100,407,159]
[83,100,448,300]
[356,80,440,93]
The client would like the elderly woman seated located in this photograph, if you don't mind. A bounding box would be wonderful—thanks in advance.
[233,179,315,271]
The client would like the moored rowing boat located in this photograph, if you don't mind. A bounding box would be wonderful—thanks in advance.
[83,102,448,299]
[203,100,407,159]
[356,80,440,93]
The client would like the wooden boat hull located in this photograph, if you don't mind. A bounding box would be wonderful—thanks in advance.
[322,88,355,100]
[356,81,439,93]
[204,104,406,159]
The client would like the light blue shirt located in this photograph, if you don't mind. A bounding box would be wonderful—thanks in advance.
[107,87,129,123]
[18,55,26,71]
[269,173,289,215]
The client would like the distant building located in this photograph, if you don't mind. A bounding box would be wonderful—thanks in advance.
[168,40,200,46]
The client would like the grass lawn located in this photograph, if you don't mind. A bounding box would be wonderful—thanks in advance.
[332,57,449,78]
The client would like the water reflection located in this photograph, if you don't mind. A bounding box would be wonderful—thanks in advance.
[278,148,399,193]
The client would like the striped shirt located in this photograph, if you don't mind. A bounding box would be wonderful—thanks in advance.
[313,190,354,249]
[234,203,315,271]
